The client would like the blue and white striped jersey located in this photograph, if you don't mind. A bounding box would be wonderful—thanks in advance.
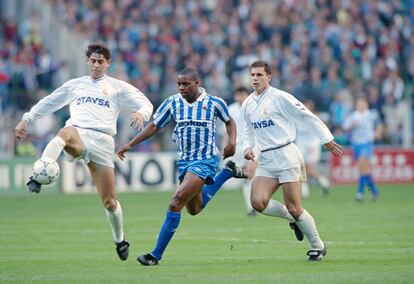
[342,109,381,145]
[153,88,230,161]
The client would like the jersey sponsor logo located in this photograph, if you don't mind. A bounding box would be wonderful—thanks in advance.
[177,121,208,127]
[76,96,110,108]
[252,119,275,129]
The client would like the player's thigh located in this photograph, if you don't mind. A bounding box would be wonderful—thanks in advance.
[282,181,303,218]
[88,162,116,208]
[170,172,205,211]
[57,126,84,157]
[251,176,279,204]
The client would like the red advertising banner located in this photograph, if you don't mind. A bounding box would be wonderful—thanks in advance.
[330,148,414,184]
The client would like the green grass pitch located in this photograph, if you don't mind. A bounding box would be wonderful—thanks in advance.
[0,184,413,283]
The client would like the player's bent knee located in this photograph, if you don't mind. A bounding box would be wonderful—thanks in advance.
[186,207,201,216]
[168,198,185,212]
[103,198,117,211]
[286,205,302,219]
[251,199,266,212]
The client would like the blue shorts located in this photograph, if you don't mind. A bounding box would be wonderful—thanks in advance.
[177,156,220,185]
[353,143,374,160]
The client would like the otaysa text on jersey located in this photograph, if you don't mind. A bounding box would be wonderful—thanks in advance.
[76,96,110,108]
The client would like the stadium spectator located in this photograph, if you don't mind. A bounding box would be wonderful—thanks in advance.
[1,0,414,155]
[116,68,245,266]
[14,43,153,261]
[343,97,383,201]
[241,60,343,261]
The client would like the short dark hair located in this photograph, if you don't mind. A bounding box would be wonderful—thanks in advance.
[177,67,200,81]
[250,60,272,75]
[233,86,250,94]
[86,43,111,60]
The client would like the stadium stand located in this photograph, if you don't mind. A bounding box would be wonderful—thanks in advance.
[0,0,413,158]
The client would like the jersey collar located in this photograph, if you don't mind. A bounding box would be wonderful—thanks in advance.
[90,74,107,82]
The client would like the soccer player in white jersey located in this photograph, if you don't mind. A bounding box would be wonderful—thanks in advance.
[295,100,331,199]
[222,86,258,216]
[241,60,343,261]
[117,68,238,266]
[343,97,382,201]
[14,43,153,261]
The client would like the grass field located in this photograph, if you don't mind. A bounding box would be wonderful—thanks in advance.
[1,184,413,283]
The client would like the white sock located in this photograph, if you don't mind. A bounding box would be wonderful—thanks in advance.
[301,182,310,199]
[262,199,295,222]
[242,180,254,212]
[296,209,324,250]
[41,136,66,161]
[105,201,125,243]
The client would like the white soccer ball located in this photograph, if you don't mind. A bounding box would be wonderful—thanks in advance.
[32,158,60,185]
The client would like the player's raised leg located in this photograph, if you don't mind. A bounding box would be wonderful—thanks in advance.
[88,162,129,261]
[27,126,84,193]
[282,181,326,261]
[201,160,247,209]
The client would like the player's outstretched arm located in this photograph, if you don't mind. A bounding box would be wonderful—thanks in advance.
[222,118,237,159]
[15,120,28,140]
[323,140,343,157]
[117,122,160,161]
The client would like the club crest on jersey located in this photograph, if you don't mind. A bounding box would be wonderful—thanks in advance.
[76,96,110,108]
[294,102,306,111]
[252,119,275,129]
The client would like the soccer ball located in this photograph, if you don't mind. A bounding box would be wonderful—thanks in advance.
[32,158,60,185]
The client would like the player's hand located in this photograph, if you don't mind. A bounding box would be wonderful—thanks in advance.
[117,144,132,161]
[324,140,343,157]
[15,120,28,140]
[130,112,144,131]
[222,143,236,159]
[244,148,255,161]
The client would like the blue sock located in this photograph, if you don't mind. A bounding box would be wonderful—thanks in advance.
[358,175,369,195]
[201,168,233,209]
[366,175,379,195]
[151,211,181,260]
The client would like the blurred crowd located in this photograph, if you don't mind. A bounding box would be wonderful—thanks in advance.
[1,0,413,157]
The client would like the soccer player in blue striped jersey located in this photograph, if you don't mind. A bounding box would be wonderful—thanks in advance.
[117,68,238,266]
[343,97,383,201]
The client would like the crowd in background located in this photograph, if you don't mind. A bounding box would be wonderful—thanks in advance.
[0,0,413,157]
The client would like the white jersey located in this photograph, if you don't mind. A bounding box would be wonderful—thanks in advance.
[241,86,333,152]
[295,122,321,148]
[22,75,153,136]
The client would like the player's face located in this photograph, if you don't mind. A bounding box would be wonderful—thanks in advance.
[177,74,200,103]
[250,67,271,94]
[87,53,110,79]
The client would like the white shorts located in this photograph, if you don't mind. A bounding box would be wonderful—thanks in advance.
[64,127,115,168]
[256,143,306,183]
[296,140,321,164]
